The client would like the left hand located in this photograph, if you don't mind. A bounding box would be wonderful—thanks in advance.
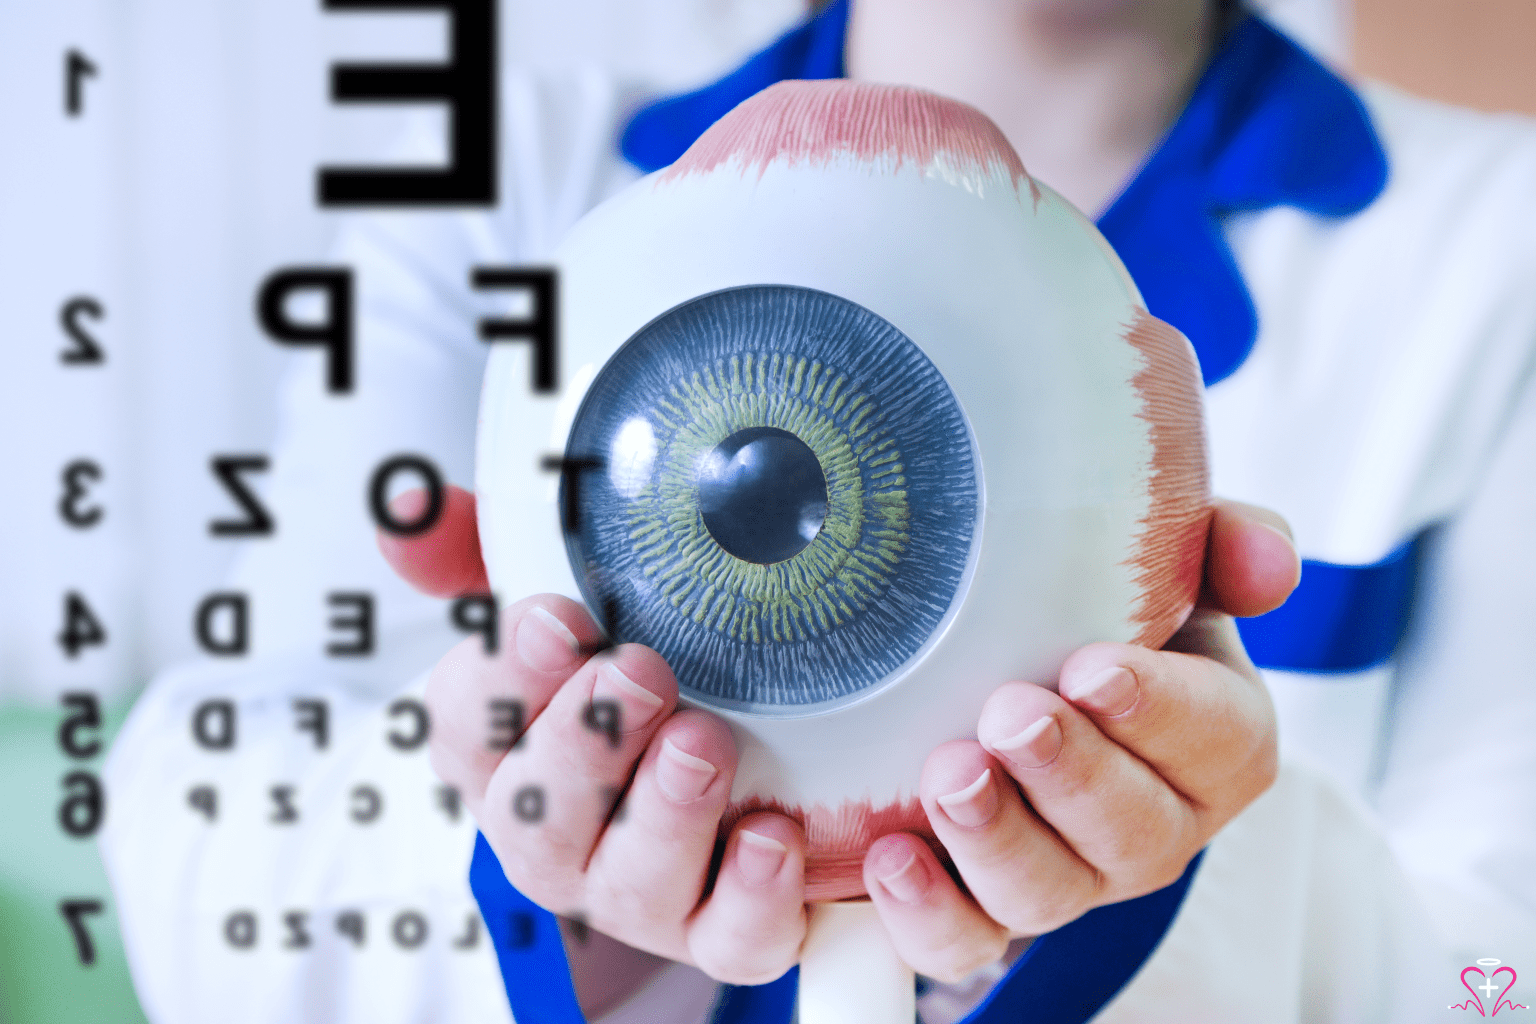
[861,499,1297,983]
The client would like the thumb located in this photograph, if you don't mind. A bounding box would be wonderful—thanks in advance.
[375,484,491,598]
[1204,499,1302,618]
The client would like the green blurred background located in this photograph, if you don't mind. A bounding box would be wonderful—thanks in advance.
[0,697,148,1024]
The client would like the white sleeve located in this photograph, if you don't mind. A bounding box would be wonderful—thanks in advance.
[100,185,513,1020]
[1210,89,1536,1008]
[1140,367,1536,1022]
[224,201,495,659]
[1097,757,1453,1024]
[1374,374,1536,961]
[229,67,639,660]
[1150,371,1536,1023]
[99,634,516,1024]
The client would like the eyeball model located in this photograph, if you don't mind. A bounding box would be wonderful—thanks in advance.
[477,80,1210,904]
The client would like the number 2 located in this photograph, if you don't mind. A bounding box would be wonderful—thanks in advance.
[60,297,105,365]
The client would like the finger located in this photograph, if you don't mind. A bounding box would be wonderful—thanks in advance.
[583,710,741,961]
[684,812,807,984]
[1205,498,1300,617]
[376,485,490,597]
[425,595,604,816]
[918,741,1099,937]
[978,684,1200,901]
[481,644,679,901]
[863,833,1010,984]
[1057,635,1278,819]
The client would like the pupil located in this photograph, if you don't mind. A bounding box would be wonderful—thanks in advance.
[698,427,828,564]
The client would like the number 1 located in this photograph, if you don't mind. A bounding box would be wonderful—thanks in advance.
[65,50,97,116]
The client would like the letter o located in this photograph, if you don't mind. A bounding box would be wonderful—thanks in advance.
[225,910,257,949]
[393,910,428,949]
[369,455,444,536]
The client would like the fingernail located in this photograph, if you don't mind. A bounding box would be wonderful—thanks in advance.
[591,661,664,734]
[656,738,717,803]
[1066,666,1139,717]
[516,606,580,671]
[1257,521,1303,577]
[874,847,929,904]
[1256,519,1297,549]
[736,829,788,885]
[936,768,999,828]
[991,715,1062,768]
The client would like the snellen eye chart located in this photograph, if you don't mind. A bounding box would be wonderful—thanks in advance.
[0,2,800,1020]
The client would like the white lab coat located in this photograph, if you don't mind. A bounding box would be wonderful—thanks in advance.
[102,63,1536,1024]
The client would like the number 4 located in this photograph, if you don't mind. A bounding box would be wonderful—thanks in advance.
[58,592,107,658]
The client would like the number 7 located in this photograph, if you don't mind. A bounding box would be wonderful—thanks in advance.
[59,899,104,965]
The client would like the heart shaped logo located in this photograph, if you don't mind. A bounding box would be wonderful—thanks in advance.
[1453,963,1529,1016]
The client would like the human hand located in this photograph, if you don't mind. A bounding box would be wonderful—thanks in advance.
[379,489,1295,991]
[858,499,1297,982]
[378,487,812,992]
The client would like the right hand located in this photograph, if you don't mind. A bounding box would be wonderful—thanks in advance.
[379,486,811,987]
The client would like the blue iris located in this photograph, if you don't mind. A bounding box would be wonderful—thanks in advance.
[560,285,978,714]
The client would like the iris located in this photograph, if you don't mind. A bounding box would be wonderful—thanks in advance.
[561,286,978,713]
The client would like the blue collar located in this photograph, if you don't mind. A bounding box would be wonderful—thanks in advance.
[473,833,1204,1024]
[620,0,1387,386]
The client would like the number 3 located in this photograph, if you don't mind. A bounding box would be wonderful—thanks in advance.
[60,460,103,529]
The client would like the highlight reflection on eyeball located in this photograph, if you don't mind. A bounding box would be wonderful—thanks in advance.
[477,80,1210,901]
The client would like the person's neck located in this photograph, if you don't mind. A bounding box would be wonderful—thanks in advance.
[844,0,1220,217]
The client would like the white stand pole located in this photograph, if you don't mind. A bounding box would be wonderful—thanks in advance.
[797,901,915,1024]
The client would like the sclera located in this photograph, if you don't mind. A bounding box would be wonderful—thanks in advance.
[477,81,1209,900]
